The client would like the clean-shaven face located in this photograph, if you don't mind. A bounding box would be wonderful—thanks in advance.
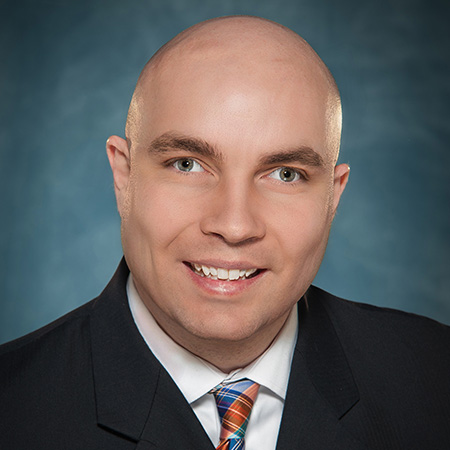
[109,18,348,364]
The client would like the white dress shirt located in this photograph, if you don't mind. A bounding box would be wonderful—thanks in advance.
[127,275,298,450]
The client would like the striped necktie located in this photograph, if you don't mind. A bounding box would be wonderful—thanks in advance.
[212,379,260,450]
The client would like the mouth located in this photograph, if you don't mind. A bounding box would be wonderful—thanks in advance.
[185,262,263,281]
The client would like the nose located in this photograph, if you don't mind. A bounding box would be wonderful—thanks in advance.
[200,181,266,245]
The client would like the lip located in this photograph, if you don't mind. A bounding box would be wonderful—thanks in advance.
[183,261,266,296]
[186,259,263,271]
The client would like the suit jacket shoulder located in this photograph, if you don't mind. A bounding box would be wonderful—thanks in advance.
[276,285,450,450]
[318,286,450,398]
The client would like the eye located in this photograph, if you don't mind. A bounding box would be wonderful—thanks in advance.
[173,158,205,173]
[268,167,301,183]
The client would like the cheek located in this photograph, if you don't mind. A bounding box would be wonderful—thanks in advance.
[274,192,332,239]
[269,193,333,272]
[123,177,201,250]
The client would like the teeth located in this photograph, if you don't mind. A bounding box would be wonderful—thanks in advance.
[191,264,259,281]
[217,268,228,280]
[245,268,257,277]
[229,269,240,280]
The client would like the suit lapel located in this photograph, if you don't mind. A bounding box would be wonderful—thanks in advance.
[89,259,214,449]
[139,368,215,449]
[276,286,366,449]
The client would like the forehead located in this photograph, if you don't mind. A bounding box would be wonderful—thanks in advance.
[131,36,340,164]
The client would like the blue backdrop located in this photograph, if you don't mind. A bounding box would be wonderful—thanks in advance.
[1,0,449,344]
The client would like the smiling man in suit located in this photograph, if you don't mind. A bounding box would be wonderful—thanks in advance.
[1,16,449,450]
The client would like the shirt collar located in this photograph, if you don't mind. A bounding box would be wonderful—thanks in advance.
[127,274,298,404]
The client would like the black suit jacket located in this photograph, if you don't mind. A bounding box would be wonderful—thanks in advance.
[1,259,450,449]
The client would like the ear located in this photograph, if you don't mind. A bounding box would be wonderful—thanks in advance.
[331,163,350,214]
[106,135,131,217]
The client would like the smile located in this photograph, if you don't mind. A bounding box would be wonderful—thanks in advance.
[188,263,260,281]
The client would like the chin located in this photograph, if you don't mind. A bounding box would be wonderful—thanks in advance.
[178,313,271,344]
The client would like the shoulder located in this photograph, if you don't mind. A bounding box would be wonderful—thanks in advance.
[0,258,130,364]
[0,299,97,402]
[0,298,95,360]
[307,285,450,406]
[305,285,450,390]
[303,286,450,444]
[307,285,450,351]
[0,298,100,443]
[302,285,450,381]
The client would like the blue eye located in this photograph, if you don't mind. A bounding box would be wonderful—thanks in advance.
[173,158,204,173]
[268,167,301,182]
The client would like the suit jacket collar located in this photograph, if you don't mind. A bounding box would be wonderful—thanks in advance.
[89,260,363,448]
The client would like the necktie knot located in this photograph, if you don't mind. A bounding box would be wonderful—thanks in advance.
[212,379,259,450]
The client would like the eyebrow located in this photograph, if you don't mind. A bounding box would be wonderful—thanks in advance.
[259,147,324,167]
[149,133,223,162]
[149,132,324,167]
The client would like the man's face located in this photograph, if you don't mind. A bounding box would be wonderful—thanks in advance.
[109,46,348,356]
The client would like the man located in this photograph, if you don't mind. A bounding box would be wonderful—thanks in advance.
[1,16,449,450]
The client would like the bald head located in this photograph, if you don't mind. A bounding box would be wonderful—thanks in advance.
[126,16,342,164]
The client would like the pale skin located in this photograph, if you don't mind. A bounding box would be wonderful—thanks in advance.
[107,17,349,372]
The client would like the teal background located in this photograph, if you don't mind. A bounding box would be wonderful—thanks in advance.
[1,0,449,344]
